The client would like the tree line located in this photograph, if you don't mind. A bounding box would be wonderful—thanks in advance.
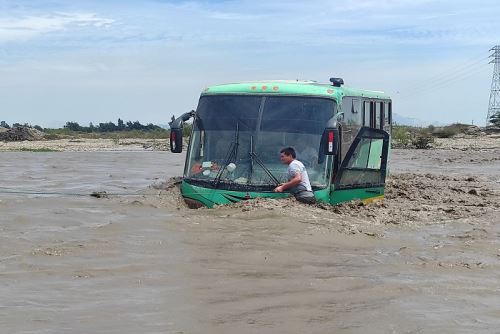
[1,119,165,133]
[1,121,44,131]
[63,119,164,133]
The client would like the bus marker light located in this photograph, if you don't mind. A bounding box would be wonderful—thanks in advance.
[251,86,257,90]
[327,89,334,94]
[273,86,279,91]
[262,85,268,91]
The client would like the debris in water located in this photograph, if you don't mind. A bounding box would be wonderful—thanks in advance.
[90,191,108,198]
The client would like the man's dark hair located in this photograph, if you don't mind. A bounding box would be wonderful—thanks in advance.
[280,147,296,159]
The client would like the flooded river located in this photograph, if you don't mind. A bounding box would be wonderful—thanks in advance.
[1,149,500,333]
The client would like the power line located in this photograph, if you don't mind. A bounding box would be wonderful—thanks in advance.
[401,61,490,98]
[398,51,490,93]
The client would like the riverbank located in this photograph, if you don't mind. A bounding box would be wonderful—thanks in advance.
[0,138,169,152]
[1,133,499,152]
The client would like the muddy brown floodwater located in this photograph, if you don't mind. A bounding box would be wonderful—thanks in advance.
[1,147,500,333]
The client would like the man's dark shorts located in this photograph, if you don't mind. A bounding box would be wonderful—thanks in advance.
[290,185,316,204]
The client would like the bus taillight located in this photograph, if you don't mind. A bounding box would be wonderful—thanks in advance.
[328,131,334,152]
[171,131,176,150]
[324,127,339,156]
[170,128,183,153]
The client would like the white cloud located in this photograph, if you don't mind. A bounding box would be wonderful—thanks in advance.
[0,12,114,43]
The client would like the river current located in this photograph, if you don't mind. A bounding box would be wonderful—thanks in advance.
[1,150,500,333]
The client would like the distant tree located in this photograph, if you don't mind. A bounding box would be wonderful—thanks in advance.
[64,121,82,131]
[33,125,44,132]
[12,123,22,128]
[117,118,125,130]
[89,122,95,132]
[182,123,192,137]
[145,123,159,131]
[0,121,10,129]
[490,111,500,126]
[127,121,143,131]
[98,121,117,132]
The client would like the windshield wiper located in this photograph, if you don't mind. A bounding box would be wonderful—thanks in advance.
[213,123,239,188]
[249,135,280,186]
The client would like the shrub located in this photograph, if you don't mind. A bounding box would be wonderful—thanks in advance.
[392,125,412,148]
[411,132,434,149]
[44,133,60,140]
[392,125,434,149]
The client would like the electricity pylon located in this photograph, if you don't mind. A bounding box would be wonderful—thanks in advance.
[487,45,500,125]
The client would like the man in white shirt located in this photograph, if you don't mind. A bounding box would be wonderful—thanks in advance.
[273,147,316,204]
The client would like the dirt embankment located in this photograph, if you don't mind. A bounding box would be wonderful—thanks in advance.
[0,127,45,141]
[0,138,164,152]
[0,127,192,151]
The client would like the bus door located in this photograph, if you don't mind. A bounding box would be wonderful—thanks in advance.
[330,126,390,205]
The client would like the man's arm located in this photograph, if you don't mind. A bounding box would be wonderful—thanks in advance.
[274,173,301,192]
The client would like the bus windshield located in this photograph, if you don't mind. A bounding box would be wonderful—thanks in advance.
[185,95,335,191]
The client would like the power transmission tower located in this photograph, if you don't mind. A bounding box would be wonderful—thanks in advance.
[487,45,500,125]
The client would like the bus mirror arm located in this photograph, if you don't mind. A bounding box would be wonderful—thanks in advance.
[169,110,195,129]
[169,110,195,153]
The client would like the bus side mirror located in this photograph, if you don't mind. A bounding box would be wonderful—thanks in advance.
[169,110,195,153]
[323,128,339,156]
[170,128,183,153]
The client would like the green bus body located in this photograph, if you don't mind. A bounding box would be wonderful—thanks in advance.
[174,80,391,208]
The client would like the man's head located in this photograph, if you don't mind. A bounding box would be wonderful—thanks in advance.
[280,147,296,165]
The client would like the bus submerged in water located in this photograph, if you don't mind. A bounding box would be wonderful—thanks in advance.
[169,78,392,208]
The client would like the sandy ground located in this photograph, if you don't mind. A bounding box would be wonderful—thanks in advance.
[0,135,499,333]
[434,134,500,150]
[1,133,499,152]
[0,138,169,151]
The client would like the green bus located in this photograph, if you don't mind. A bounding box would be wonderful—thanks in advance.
[169,78,392,208]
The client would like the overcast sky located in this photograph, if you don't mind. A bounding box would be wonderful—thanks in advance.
[0,0,499,127]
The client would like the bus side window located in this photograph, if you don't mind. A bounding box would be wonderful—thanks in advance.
[380,102,385,129]
[352,98,360,114]
[388,102,392,125]
[341,96,361,125]
[375,102,382,129]
[363,101,370,126]
[384,102,389,126]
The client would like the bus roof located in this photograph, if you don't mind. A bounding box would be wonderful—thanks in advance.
[201,80,391,100]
